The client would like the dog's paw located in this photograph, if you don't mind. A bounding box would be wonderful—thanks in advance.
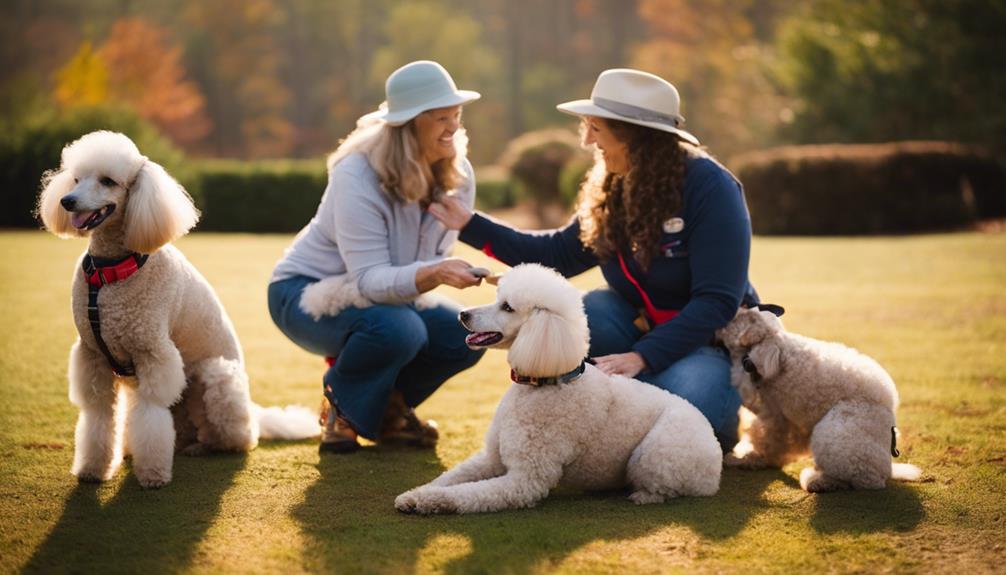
[179,442,211,457]
[74,470,107,484]
[799,467,848,492]
[628,490,667,505]
[396,487,457,515]
[135,467,172,489]
[395,490,420,514]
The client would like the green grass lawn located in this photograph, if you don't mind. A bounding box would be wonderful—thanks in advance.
[1,230,1004,574]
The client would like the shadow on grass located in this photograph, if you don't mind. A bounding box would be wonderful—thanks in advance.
[809,482,925,534]
[293,451,789,573]
[24,454,246,574]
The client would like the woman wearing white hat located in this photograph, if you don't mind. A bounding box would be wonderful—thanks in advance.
[268,61,487,453]
[430,68,759,451]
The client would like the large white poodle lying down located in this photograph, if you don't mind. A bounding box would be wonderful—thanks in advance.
[395,264,722,515]
[38,131,317,489]
[716,307,922,492]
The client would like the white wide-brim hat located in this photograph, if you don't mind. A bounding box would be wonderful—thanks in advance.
[362,60,480,126]
[557,68,698,145]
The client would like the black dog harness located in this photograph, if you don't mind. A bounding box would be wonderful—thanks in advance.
[81,252,149,377]
[511,360,587,387]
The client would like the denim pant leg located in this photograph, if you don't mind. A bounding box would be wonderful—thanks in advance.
[638,346,742,453]
[583,288,643,357]
[268,276,428,439]
[394,300,486,408]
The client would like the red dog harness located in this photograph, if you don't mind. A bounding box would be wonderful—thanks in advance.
[81,252,149,376]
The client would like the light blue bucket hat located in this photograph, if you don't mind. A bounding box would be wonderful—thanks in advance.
[557,68,698,145]
[362,60,481,126]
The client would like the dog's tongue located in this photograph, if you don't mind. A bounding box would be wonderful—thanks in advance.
[71,210,99,229]
[465,332,503,347]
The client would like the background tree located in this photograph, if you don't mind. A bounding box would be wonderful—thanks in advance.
[99,17,211,146]
[775,0,1006,153]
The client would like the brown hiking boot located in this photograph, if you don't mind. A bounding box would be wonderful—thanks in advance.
[319,397,360,454]
[378,391,439,448]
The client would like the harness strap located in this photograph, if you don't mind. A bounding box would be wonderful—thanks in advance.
[81,253,149,377]
[616,252,679,326]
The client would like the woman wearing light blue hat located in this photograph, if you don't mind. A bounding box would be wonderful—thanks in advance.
[268,61,487,453]
[430,68,761,452]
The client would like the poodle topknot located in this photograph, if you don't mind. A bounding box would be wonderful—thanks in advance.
[396,263,722,514]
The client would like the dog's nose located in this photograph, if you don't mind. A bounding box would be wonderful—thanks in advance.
[60,196,77,210]
[458,311,471,324]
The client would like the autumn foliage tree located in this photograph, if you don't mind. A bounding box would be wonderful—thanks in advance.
[98,18,211,146]
[53,18,211,148]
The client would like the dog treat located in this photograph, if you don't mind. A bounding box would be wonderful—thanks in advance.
[468,267,491,278]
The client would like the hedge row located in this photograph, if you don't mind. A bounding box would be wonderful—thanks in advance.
[190,159,326,232]
[730,142,1006,235]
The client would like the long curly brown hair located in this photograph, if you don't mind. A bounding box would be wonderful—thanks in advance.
[576,118,691,269]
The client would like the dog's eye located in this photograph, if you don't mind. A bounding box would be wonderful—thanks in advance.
[99,177,118,187]
[501,302,514,313]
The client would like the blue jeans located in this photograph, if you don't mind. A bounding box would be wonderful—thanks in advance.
[268,275,485,439]
[583,288,741,452]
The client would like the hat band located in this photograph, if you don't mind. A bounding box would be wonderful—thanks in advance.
[593,97,682,128]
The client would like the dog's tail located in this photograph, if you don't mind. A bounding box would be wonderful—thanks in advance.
[253,403,320,440]
[891,462,923,482]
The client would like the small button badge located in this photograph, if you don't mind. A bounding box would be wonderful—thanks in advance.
[663,217,685,234]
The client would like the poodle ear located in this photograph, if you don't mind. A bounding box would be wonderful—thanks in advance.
[36,169,79,237]
[748,341,781,380]
[508,308,589,377]
[123,161,200,253]
[737,311,781,347]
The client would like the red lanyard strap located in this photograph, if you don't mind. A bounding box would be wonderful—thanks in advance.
[617,252,679,326]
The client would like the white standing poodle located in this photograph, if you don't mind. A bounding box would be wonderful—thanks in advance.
[37,130,317,489]
[716,307,922,492]
[395,264,721,514]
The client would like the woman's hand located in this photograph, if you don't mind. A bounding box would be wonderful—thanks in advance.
[428,194,474,230]
[416,258,483,292]
[593,352,647,378]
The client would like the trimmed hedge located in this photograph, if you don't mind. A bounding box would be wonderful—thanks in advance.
[474,165,515,210]
[499,129,589,208]
[191,159,326,233]
[730,142,1006,235]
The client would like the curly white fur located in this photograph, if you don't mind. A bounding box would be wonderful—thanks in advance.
[298,274,444,320]
[395,263,722,514]
[38,131,318,489]
[716,308,922,492]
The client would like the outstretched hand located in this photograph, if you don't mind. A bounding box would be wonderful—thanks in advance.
[428,195,474,231]
[593,352,647,378]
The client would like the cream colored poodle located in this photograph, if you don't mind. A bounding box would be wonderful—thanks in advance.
[38,130,317,489]
[716,307,922,492]
[395,264,721,514]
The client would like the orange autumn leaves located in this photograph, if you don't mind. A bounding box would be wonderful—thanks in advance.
[54,18,210,146]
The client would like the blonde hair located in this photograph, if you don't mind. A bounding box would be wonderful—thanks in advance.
[326,114,469,203]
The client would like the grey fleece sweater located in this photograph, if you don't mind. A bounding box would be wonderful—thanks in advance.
[270,152,476,304]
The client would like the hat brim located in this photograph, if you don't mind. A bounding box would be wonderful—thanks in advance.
[557,99,699,146]
[362,90,481,126]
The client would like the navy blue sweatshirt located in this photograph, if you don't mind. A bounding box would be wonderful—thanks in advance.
[460,154,756,373]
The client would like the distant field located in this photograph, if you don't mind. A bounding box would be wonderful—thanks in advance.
[1,230,1004,574]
